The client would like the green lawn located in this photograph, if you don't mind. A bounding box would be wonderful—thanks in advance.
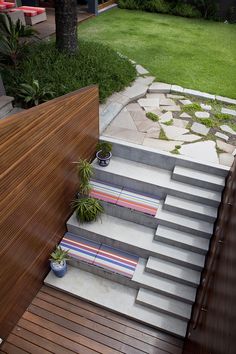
[79,8,236,98]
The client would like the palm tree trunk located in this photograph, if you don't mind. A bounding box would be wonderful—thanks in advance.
[55,0,78,54]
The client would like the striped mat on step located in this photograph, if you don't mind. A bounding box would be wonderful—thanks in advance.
[90,179,160,216]
[60,232,139,278]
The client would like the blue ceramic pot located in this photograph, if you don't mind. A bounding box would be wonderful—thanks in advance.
[96,151,112,167]
[50,260,67,278]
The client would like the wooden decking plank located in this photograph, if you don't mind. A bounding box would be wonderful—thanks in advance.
[36,291,164,354]
[5,333,51,354]
[0,342,29,354]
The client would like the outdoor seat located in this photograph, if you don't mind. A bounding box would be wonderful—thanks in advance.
[10,4,47,25]
[1,1,15,9]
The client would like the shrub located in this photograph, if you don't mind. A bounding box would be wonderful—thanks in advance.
[171,3,201,18]
[144,0,171,14]
[182,103,203,113]
[72,197,104,223]
[198,118,215,127]
[17,79,54,107]
[2,39,136,103]
[215,113,232,121]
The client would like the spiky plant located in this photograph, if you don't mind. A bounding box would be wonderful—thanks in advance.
[50,245,70,264]
[72,197,104,223]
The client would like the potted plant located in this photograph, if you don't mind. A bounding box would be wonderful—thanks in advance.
[76,159,93,196]
[50,245,70,278]
[96,141,112,167]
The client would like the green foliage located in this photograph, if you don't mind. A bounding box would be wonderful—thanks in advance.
[171,3,201,18]
[182,103,202,113]
[17,79,54,107]
[143,0,171,14]
[192,0,218,19]
[96,141,112,158]
[171,147,180,155]
[146,112,159,121]
[50,245,70,263]
[198,118,214,127]
[0,13,37,38]
[159,128,169,140]
[163,119,173,126]
[2,39,136,103]
[72,197,104,223]
[76,159,94,196]
[215,113,232,121]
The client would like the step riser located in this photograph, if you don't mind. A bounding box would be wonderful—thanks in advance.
[145,267,199,288]
[154,234,208,255]
[101,201,158,228]
[156,218,212,239]
[172,172,224,192]
[147,252,203,272]
[163,203,216,223]
[136,298,190,321]
[94,169,219,208]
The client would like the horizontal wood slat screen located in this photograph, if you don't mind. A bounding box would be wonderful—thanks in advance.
[0,86,99,340]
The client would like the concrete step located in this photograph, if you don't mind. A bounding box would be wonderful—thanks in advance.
[67,213,205,270]
[146,257,201,287]
[132,259,196,304]
[93,156,221,207]
[156,204,213,239]
[136,288,192,321]
[172,165,225,192]
[155,225,209,255]
[164,195,217,223]
[0,95,14,119]
[44,265,187,338]
[3,107,25,119]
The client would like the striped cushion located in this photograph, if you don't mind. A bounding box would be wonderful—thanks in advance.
[19,6,45,14]
[0,4,6,9]
[2,2,14,8]
[94,245,139,278]
[90,180,122,204]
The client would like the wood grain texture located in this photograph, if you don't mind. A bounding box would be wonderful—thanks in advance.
[0,86,99,340]
[1,286,184,354]
[184,159,236,354]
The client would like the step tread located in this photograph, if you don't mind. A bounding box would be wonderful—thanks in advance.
[173,165,225,187]
[44,265,187,337]
[165,195,217,219]
[93,156,221,204]
[0,95,14,109]
[156,225,210,253]
[146,256,201,286]
[67,213,205,269]
[156,205,213,236]
[137,288,192,320]
[133,259,196,303]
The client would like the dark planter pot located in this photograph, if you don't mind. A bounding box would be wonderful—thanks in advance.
[50,260,67,278]
[96,151,112,167]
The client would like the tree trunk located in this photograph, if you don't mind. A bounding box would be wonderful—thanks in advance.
[55,0,78,54]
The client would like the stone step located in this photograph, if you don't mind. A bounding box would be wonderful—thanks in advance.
[3,107,25,119]
[0,95,14,119]
[136,288,192,321]
[164,195,217,223]
[67,213,204,270]
[146,257,201,287]
[172,165,225,192]
[155,225,209,255]
[156,205,213,239]
[93,156,221,207]
[44,266,187,338]
[132,259,196,304]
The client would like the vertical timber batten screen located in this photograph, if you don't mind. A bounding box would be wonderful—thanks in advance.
[0,85,99,340]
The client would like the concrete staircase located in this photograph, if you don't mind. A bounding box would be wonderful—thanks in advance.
[45,137,229,338]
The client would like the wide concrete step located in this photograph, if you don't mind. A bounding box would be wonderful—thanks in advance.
[155,225,209,255]
[93,156,221,207]
[132,259,196,304]
[44,266,187,338]
[164,195,217,223]
[156,205,213,239]
[146,257,201,287]
[0,95,14,119]
[172,165,225,192]
[136,288,192,321]
[67,213,204,270]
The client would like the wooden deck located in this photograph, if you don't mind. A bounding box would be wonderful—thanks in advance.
[0,286,184,354]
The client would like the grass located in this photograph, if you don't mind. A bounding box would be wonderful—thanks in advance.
[182,103,202,113]
[79,8,236,98]
[2,39,136,103]
[163,119,174,126]
[159,128,169,140]
[146,112,159,121]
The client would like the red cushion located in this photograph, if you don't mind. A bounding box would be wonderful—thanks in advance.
[19,6,45,14]
[2,2,15,8]
[19,8,37,16]
[0,4,6,9]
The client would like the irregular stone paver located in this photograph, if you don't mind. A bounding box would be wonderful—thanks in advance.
[130,110,148,122]
[161,124,189,139]
[216,140,235,154]
[171,85,184,93]
[110,109,138,131]
[126,103,143,112]
[191,122,210,136]
[220,125,236,135]
[180,99,192,105]
[216,96,236,105]
[221,107,236,117]
[200,103,212,111]
[143,138,183,152]
[160,98,175,106]
[108,92,130,106]
[146,127,161,139]
[175,134,201,142]
[138,98,160,108]
[215,132,229,141]
[136,120,160,133]
[135,76,155,86]
[195,111,210,119]
[146,93,165,100]
[122,84,148,101]
[179,141,219,164]
[161,105,181,112]
[143,108,162,116]
[149,82,171,93]
[100,102,123,132]
[219,153,234,167]
[180,112,191,119]
[136,64,149,75]
[184,88,215,100]
[172,118,188,128]
[167,94,185,99]
[104,126,145,144]
[159,111,173,123]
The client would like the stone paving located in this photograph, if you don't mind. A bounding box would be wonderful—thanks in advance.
[101,64,236,167]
